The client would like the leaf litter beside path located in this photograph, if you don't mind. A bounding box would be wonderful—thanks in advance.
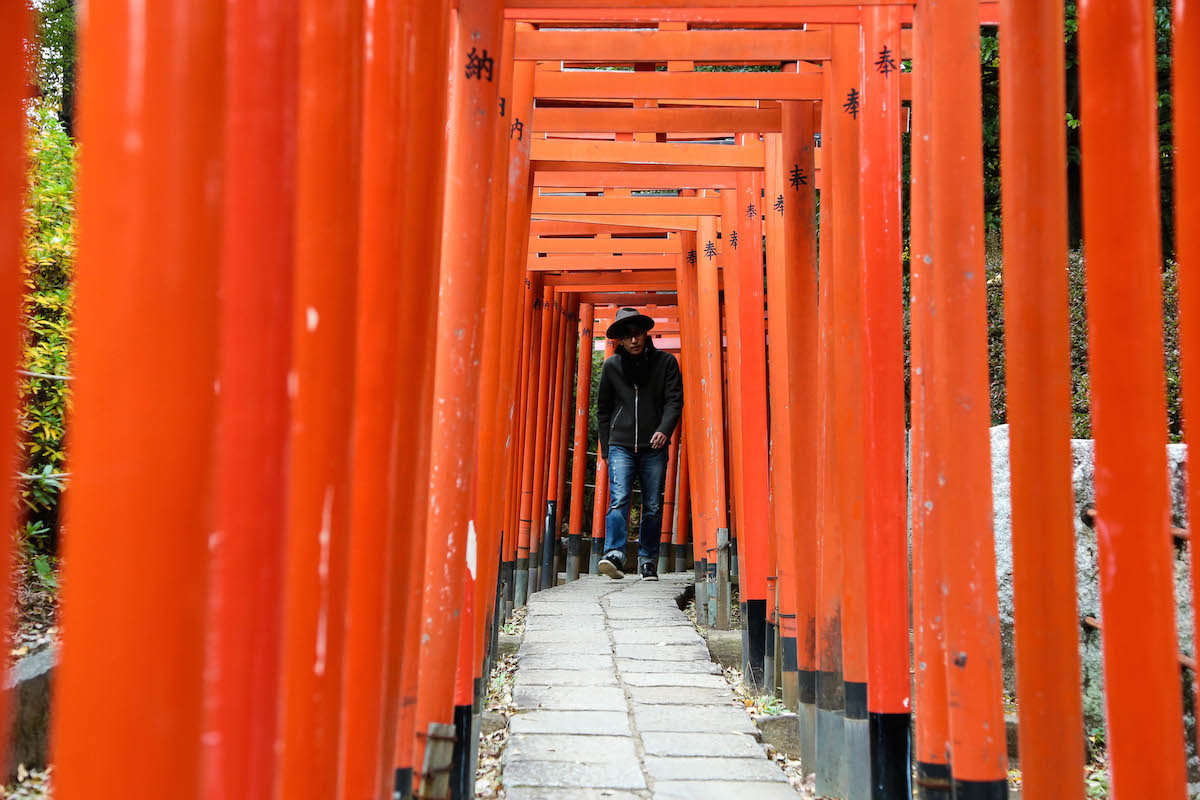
[683,596,815,798]
[4,765,51,800]
[476,652,517,799]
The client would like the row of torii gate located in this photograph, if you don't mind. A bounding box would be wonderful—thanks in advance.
[0,1,1195,800]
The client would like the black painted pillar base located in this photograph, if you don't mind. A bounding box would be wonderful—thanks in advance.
[951,779,1008,800]
[915,762,952,800]
[869,712,912,799]
[449,703,472,800]
[394,767,413,800]
[780,634,799,709]
[499,560,515,619]
[513,556,529,608]
[540,501,556,591]
[587,536,600,573]
[566,533,580,581]
[673,542,687,574]
[744,599,766,689]
[763,619,777,694]
[844,681,870,800]
[797,668,817,766]
[815,669,847,797]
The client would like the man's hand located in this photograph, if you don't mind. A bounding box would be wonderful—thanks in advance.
[650,431,668,449]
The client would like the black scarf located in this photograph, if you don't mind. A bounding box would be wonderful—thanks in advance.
[616,338,656,388]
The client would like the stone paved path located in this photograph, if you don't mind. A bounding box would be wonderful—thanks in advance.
[503,573,804,800]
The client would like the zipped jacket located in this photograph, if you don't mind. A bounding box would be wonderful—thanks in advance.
[596,340,684,459]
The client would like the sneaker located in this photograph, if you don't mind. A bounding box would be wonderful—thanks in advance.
[640,562,659,581]
[598,553,625,580]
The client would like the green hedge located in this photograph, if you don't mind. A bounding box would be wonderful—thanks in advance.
[905,237,1183,443]
[19,106,75,533]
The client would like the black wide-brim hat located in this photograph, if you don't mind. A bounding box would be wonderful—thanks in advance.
[606,307,656,339]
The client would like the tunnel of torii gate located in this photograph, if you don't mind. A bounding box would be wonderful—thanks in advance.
[3,1,1199,800]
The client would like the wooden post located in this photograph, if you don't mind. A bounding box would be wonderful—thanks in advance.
[392,2,455,793]
[697,211,730,629]
[909,4,951,797]
[53,4,224,799]
[658,428,681,575]
[927,0,1010,794]
[999,1,1086,798]
[1077,0,1189,796]
[780,98,820,764]
[815,32,846,796]
[567,303,596,581]
[412,1,506,794]
[859,8,912,798]
[205,2,295,798]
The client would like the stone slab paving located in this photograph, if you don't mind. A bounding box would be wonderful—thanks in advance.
[503,574,803,799]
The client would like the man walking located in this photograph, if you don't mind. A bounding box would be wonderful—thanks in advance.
[596,308,684,581]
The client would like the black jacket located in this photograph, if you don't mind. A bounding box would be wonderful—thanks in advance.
[596,340,684,459]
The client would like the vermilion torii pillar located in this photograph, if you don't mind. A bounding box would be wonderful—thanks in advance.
[778,98,820,767]
[590,338,617,574]
[567,303,596,582]
[858,8,912,799]
[412,1,506,795]
[696,210,730,629]
[658,426,682,576]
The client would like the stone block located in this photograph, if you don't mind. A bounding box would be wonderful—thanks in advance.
[513,685,625,711]
[606,606,685,620]
[6,645,55,779]
[504,734,638,764]
[756,713,803,761]
[641,732,765,759]
[527,602,605,617]
[653,781,801,800]
[620,672,729,689]
[481,711,507,737]
[606,615,689,629]
[985,424,1194,730]
[518,654,615,672]
[498,633,522,658]
[615,658,720,675]
[525,615,606,632]
[645,756,785,782]
[503,760,646,790]
[518,640,612,658]
[507,789,643,800]
[628,686,732,706]
[612,627,704,646]
[614,643,709,661]
[523,629,610,645]
[515,669,617,687]
[632,704,758,735]
[509,710,632,737]
[705,629,743,671]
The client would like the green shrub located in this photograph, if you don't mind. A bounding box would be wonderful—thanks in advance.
[985,243,1182,442]
[19,105,76,527]
[907,237,1183,443]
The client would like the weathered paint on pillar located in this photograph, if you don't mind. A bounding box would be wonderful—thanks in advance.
[392,2,454,792]
[568,303,596,581]
[412,1,506,794]
[858,9,912,799]
[927,0,1010,794]
[1077,0,1189,797]
[205,2,295,798]
[999,1,1086,798]
[54,4,224,798]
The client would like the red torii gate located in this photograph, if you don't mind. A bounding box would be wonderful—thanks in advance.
[0,3,1192,800]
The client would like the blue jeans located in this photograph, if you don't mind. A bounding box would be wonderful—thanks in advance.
[604,444,669,566]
